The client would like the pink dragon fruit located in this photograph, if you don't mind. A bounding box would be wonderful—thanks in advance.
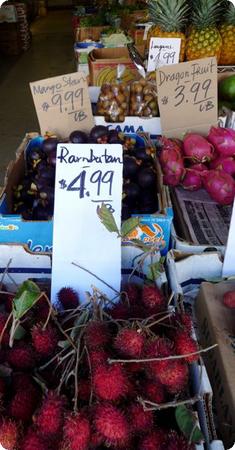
[190,163,208,172]
[203,170,235,205]
[159,138,184,187]
[207,127,235,157]
[183,134,214,163]
[163,170,183,187]
[210,156,235,177]
[182,169,202,191]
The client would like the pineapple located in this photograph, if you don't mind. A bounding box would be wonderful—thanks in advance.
[186,0,222,61]
[219,2,235,65]
[147,0,189,62]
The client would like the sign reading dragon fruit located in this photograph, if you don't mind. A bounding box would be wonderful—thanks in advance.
[51,143,123,304]
[156,57,218,138]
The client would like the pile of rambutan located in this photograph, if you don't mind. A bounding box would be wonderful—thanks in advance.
[0,281,203,449]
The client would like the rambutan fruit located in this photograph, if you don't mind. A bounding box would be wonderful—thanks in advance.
[94,403,130,447]
[63,412,90,450]
[174,331,199,363]
[34,392,65,439]
[108,302,130,320]
[4,293,14,313]
[128,402,154,434]
[20,428,49,450]
[34,296,50,322]
[167,430,194,449]
[7,344,35,370]
[141,284,166,313]
[174,312,193,332]
[158,360,189,394]
[57,287,79,310]
[142,380,166,404]
[114,328,145,358]
[144,337,174,379]
[93,364,129,401]
[0,419,19,450]
[31,324,58,357]
[8,385,40,423]
[89,348,108,369]
[138,429,166,450]
[84,321,111,349]
[123,283,141,305]
[12,373,34,392]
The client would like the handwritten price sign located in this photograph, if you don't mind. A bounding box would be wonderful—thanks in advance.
[147,37,181,72]
[30,72,94,137]
[51,144,123,304]
[156,57,218,137]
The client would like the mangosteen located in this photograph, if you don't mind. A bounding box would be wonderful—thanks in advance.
[14,203,32,220]
[123,156,139,179]
[42,138,59,155]
[39,186,54,205]
[139,189,156,205]
[69,130,88,144]
[47,150,57,167]
[123,182,140,205]
[122,203,131,221]
[33,204,53,220]
[35,167,55,187]
[90,125,109,143]
[135,147,152,163]
[27,148,45,171]
[108,130,123,144]
[137,167,156,188]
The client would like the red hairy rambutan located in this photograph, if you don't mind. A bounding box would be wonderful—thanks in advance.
[142,380,166,404]
[77,379,91,402]
[34,392,65,439]
[84,321,111,349]
[8,385,40,423]
[57,287,79,310]
[0,419,19,450]
[123,283,141,305]
[34,296,50,322]
[93,364,129,401]
[12,373,34,392]
[174,331,199,363]
[5,293,14,313]
[158,360,189,394]
[128,403,154,434]
[114,328,145,358]
[7,344,35,370]
[31,324,58,357]
[167,430,194,449]
[144,337,174,379]
[89,349,108,369]
[20,429,49,450]
[94,403,130,447]
[141,284,166,313]
[108,302,130,320]
[138,429,166,450]
[175,312,193,332]
[63,412,90,450]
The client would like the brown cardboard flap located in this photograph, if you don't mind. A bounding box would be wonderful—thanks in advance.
[196,281,235,447]
[76,26,109,42]
[89,46,145,61]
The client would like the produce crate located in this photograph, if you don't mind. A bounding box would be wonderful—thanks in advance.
[75,26,109,42]
[196,280,235,448]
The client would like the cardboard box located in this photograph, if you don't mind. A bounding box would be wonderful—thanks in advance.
[195,281,235,448]
[88,47,144,86]
[0,133,53,253]
[76,26,109,42]
[89,86,162,140]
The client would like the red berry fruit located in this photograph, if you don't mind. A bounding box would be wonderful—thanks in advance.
[63,412,91,450]
[84,321,110,349]
[94,403,130,447]
[93,364,129,401]
[57,287,79,310]
[21,429,49,450]
[114,328,145,358]
[128,402,154,434]
[31,324,58,357]
[174,331,199,363]
[7,344,35,370]
[34,392,65,439]
[138,429,166,450]
[141,284,166,313]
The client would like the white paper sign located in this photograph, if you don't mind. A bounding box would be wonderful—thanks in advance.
[222,199,235,277]
[143,22,153,41]
[51,143,123,304]
[147,37,181,72]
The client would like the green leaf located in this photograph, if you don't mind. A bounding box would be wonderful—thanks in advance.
[13,324,26,340]
[97,204,119,234]
[121,217,139,237]
[175,405,204,443]
[13,281,41,320]
[129,239,150,252]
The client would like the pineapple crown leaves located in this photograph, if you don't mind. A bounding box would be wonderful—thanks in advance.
[223,1,235,25]
[191,0,223,29]
[148,0,189,32]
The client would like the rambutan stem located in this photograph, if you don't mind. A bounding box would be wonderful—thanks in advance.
[85,346,93,406]
[108,343,218,364]
[72,262,120,294]
[145,313,173,329]
[0,311,13,345]
[138,394,202,411]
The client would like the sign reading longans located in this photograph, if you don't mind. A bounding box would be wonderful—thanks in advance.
[51,143,123,304]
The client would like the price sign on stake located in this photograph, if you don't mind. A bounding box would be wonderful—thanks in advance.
[147,37,181,72]
[156,57,218,138]
[51,143,123,304]
[30,72,94,137]
[222,199,235,278]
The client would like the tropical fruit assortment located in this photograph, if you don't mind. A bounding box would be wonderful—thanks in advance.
[158,126,235,205]
[0,280,203,449]
[147,0,235,65]
[12,126,159,221]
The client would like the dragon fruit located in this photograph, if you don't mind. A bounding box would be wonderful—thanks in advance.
[210,156,235,177]
[190,163,208,172]
[203,170,235,205]
[181,169,202,191]
[159,138,184,187]
[207,127,235,157]
[183,134,214,163]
